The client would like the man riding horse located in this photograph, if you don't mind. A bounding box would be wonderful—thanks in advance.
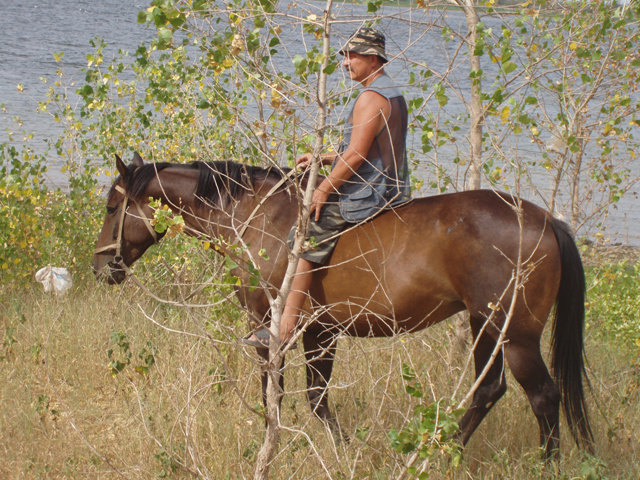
[243,27,412,348]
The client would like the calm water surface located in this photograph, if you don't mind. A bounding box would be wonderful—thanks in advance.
[1,1,637,244]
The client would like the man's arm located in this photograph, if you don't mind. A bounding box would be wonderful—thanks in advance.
[310,90,390,219]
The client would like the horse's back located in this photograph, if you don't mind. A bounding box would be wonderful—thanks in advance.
[312,190,562,335]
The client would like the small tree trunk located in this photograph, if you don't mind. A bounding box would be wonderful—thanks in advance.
[449,0,484,350]
[462,0,483,191]
[252,4,334,478]
[570,149,584,231]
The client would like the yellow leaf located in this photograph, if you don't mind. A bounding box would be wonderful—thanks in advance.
[569,42,577,50]
[500,106,510,124]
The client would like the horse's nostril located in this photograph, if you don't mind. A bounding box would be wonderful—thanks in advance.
[94,262,126,284]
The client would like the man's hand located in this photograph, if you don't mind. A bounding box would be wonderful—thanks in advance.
[309,187,331,221]
[296,152,339,220]
[295,153,314,170]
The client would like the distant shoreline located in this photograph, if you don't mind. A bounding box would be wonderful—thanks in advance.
[581,242,640,266]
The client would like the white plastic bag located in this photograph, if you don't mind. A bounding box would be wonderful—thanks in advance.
[35,266,73,295]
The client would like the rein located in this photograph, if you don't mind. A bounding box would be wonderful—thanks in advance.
[93,185,158,263]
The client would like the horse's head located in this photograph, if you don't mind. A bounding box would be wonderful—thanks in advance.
[93,152,161,284]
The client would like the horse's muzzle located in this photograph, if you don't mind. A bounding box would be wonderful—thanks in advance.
[94,261,127,285]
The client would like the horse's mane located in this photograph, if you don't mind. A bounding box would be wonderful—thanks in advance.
[109,162,178,201]
[195,161,291,207]
[110,160,291,205]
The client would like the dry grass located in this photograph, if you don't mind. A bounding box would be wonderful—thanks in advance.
[1,276,639,479]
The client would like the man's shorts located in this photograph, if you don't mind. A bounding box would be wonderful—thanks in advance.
[286,198,351,265]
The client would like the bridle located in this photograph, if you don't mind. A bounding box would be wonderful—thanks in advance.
[95,168,295,272]
[94,184,158,266]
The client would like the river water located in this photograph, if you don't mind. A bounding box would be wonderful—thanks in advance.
[1,1,638,245]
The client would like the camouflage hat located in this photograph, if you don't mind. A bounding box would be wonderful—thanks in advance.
[339,27,388,63]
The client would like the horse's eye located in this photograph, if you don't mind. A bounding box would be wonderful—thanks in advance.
[106,206,117,215]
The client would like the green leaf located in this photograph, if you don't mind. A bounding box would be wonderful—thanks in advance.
[355,426,370,442]
[292,54,307,75]
[503,61,517,74]
[405,384,423,398]
[156,27,173,49]
[401,363,416,381]
[323,63,337,75]
[193,0,207,11]
[224,256,239,271]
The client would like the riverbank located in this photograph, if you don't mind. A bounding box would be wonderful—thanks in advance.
[581,242,640,267]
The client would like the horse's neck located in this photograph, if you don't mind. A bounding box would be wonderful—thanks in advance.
[146,167,218,240]
[181,176,296,247]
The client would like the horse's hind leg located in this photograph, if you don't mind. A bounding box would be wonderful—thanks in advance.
[303,330,341,436]
[505,341,560,458]
[457,316,507,445]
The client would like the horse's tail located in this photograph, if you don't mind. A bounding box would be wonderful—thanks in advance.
[549,217,594,451]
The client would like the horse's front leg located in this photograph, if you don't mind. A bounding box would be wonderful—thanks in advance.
[303,330,343,438]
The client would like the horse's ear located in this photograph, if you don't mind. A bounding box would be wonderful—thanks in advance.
[115,154,127,178]
[132,151,144,167]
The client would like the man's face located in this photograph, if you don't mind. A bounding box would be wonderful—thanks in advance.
[342,51,379,83]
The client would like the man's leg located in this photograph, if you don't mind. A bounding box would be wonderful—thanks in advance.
[280,257,314,343]
[243,200,345,348]
[242,257,314,347]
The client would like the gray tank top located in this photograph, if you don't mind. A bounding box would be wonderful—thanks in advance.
[335,73,410,222]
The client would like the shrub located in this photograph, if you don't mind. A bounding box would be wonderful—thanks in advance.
[586,261,640,352]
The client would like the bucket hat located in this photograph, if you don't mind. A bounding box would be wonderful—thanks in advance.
[339,27,388,63]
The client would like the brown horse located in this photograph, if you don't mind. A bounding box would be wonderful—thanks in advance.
[93,152,593,457]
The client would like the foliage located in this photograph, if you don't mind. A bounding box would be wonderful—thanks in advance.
[0,143,102,287]
[107,330,157,376]
[491,0,639,226]
[389,363,464,478]
[586,261,640,352]
[408,0,640,232]
[149,198,185,237]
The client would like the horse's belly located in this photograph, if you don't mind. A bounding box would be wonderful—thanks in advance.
[309,281,463,337]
